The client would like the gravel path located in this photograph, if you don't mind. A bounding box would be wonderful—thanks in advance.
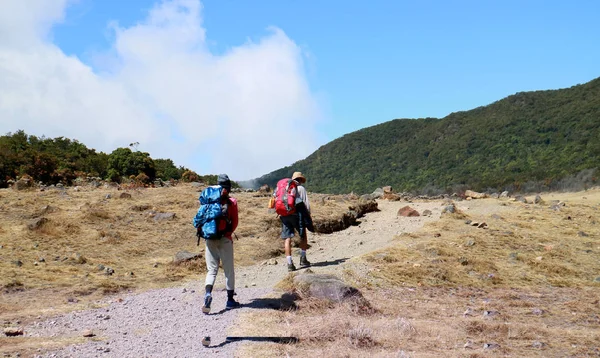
[28,285,271,358]
[25,199,445,357]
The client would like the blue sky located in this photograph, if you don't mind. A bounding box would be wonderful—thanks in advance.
[2,0,599,179]
[52,0,600,136]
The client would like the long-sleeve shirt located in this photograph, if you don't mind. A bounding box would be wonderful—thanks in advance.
[296,185,310,213]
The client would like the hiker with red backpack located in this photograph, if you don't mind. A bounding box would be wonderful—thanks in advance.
[274,171,314,272]
[193,174,240,314]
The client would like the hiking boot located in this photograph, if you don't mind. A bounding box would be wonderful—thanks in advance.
[202,293,212,314]
[299,256,311,268]
[226,299,240,310]
[287,263,297,272]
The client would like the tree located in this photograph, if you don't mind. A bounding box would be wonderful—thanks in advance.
[107,147,155,182]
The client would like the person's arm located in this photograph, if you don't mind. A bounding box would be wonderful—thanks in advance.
[297,186,310,213]
[229,197,239,233]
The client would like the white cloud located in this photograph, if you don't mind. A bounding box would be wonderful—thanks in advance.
[0,0,323,180]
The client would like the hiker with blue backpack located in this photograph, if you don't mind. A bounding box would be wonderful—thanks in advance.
[193,174,240,314]
[274,171,314,272]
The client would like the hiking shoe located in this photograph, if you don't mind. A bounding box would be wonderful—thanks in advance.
[202,293,212,314]
[226,299,240,310]
[299,256,311,268]
[287,263,297,272]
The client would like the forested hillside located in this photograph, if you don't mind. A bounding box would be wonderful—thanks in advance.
[255,77,600,194]
[0,131,225,188]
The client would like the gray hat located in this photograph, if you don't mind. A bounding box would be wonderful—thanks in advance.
[217,173,231,190]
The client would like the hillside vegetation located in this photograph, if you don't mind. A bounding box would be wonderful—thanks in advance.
[255,77,600,194]
[0,131,229,188]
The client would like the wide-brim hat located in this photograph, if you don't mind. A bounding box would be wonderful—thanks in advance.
[291,171,306,183]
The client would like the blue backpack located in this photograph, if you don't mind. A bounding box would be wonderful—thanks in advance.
[193,186,227,241]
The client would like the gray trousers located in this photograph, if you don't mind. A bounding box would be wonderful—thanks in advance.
[204,237,235,291]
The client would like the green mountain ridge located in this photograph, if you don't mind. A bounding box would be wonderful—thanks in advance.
[253,77,600,194]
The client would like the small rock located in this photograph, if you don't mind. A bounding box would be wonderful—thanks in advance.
[578,231,588,237]
[97,264,105,271]
[532,308,545,315]
[465,219,472,225]
[477,222,488,229]
[119,192,132,199]
[483,310,500,317]
[105,194,112,199]
[594,277,600,283]
[442,204,456,214]
[433,233,441,237]
[153,263,159,268]
[82,329,95,337]
[4,327,24,336]
[153,212,176,221]
[483,343,500,350]
[422,209,432,216]
[28,217,49,230]
[12,260,23,267]
[182,288,187,293]
[251,283,256,286]
[465,239,475,247]
[532,341,546,349]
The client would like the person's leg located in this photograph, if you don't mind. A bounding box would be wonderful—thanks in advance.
[280,216,296,271]
[284,238,292,257]
[299,227,311,267]
[219,237,239,309]
[290,213,311,267]
[203,239,220,314]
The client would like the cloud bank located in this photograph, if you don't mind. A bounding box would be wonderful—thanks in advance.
[0,0,323,180]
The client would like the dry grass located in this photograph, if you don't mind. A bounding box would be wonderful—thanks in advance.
[0,183,362,324]
[235,286,600,357]
[364,193,600,288]
[235,189,600,357]
[2,185,599,356]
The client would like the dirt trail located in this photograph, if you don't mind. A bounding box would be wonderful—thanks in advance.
[238,200,444,289]
[26,199,448,357]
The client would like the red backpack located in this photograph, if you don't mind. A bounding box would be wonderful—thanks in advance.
[275,178,298,216]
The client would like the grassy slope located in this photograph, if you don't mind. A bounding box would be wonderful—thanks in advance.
[234,189,600,357]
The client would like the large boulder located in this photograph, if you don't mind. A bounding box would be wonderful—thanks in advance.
[293,273,364,303]
[465,190,487,199]
[173,251,202,264]
[397,205,420,217]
